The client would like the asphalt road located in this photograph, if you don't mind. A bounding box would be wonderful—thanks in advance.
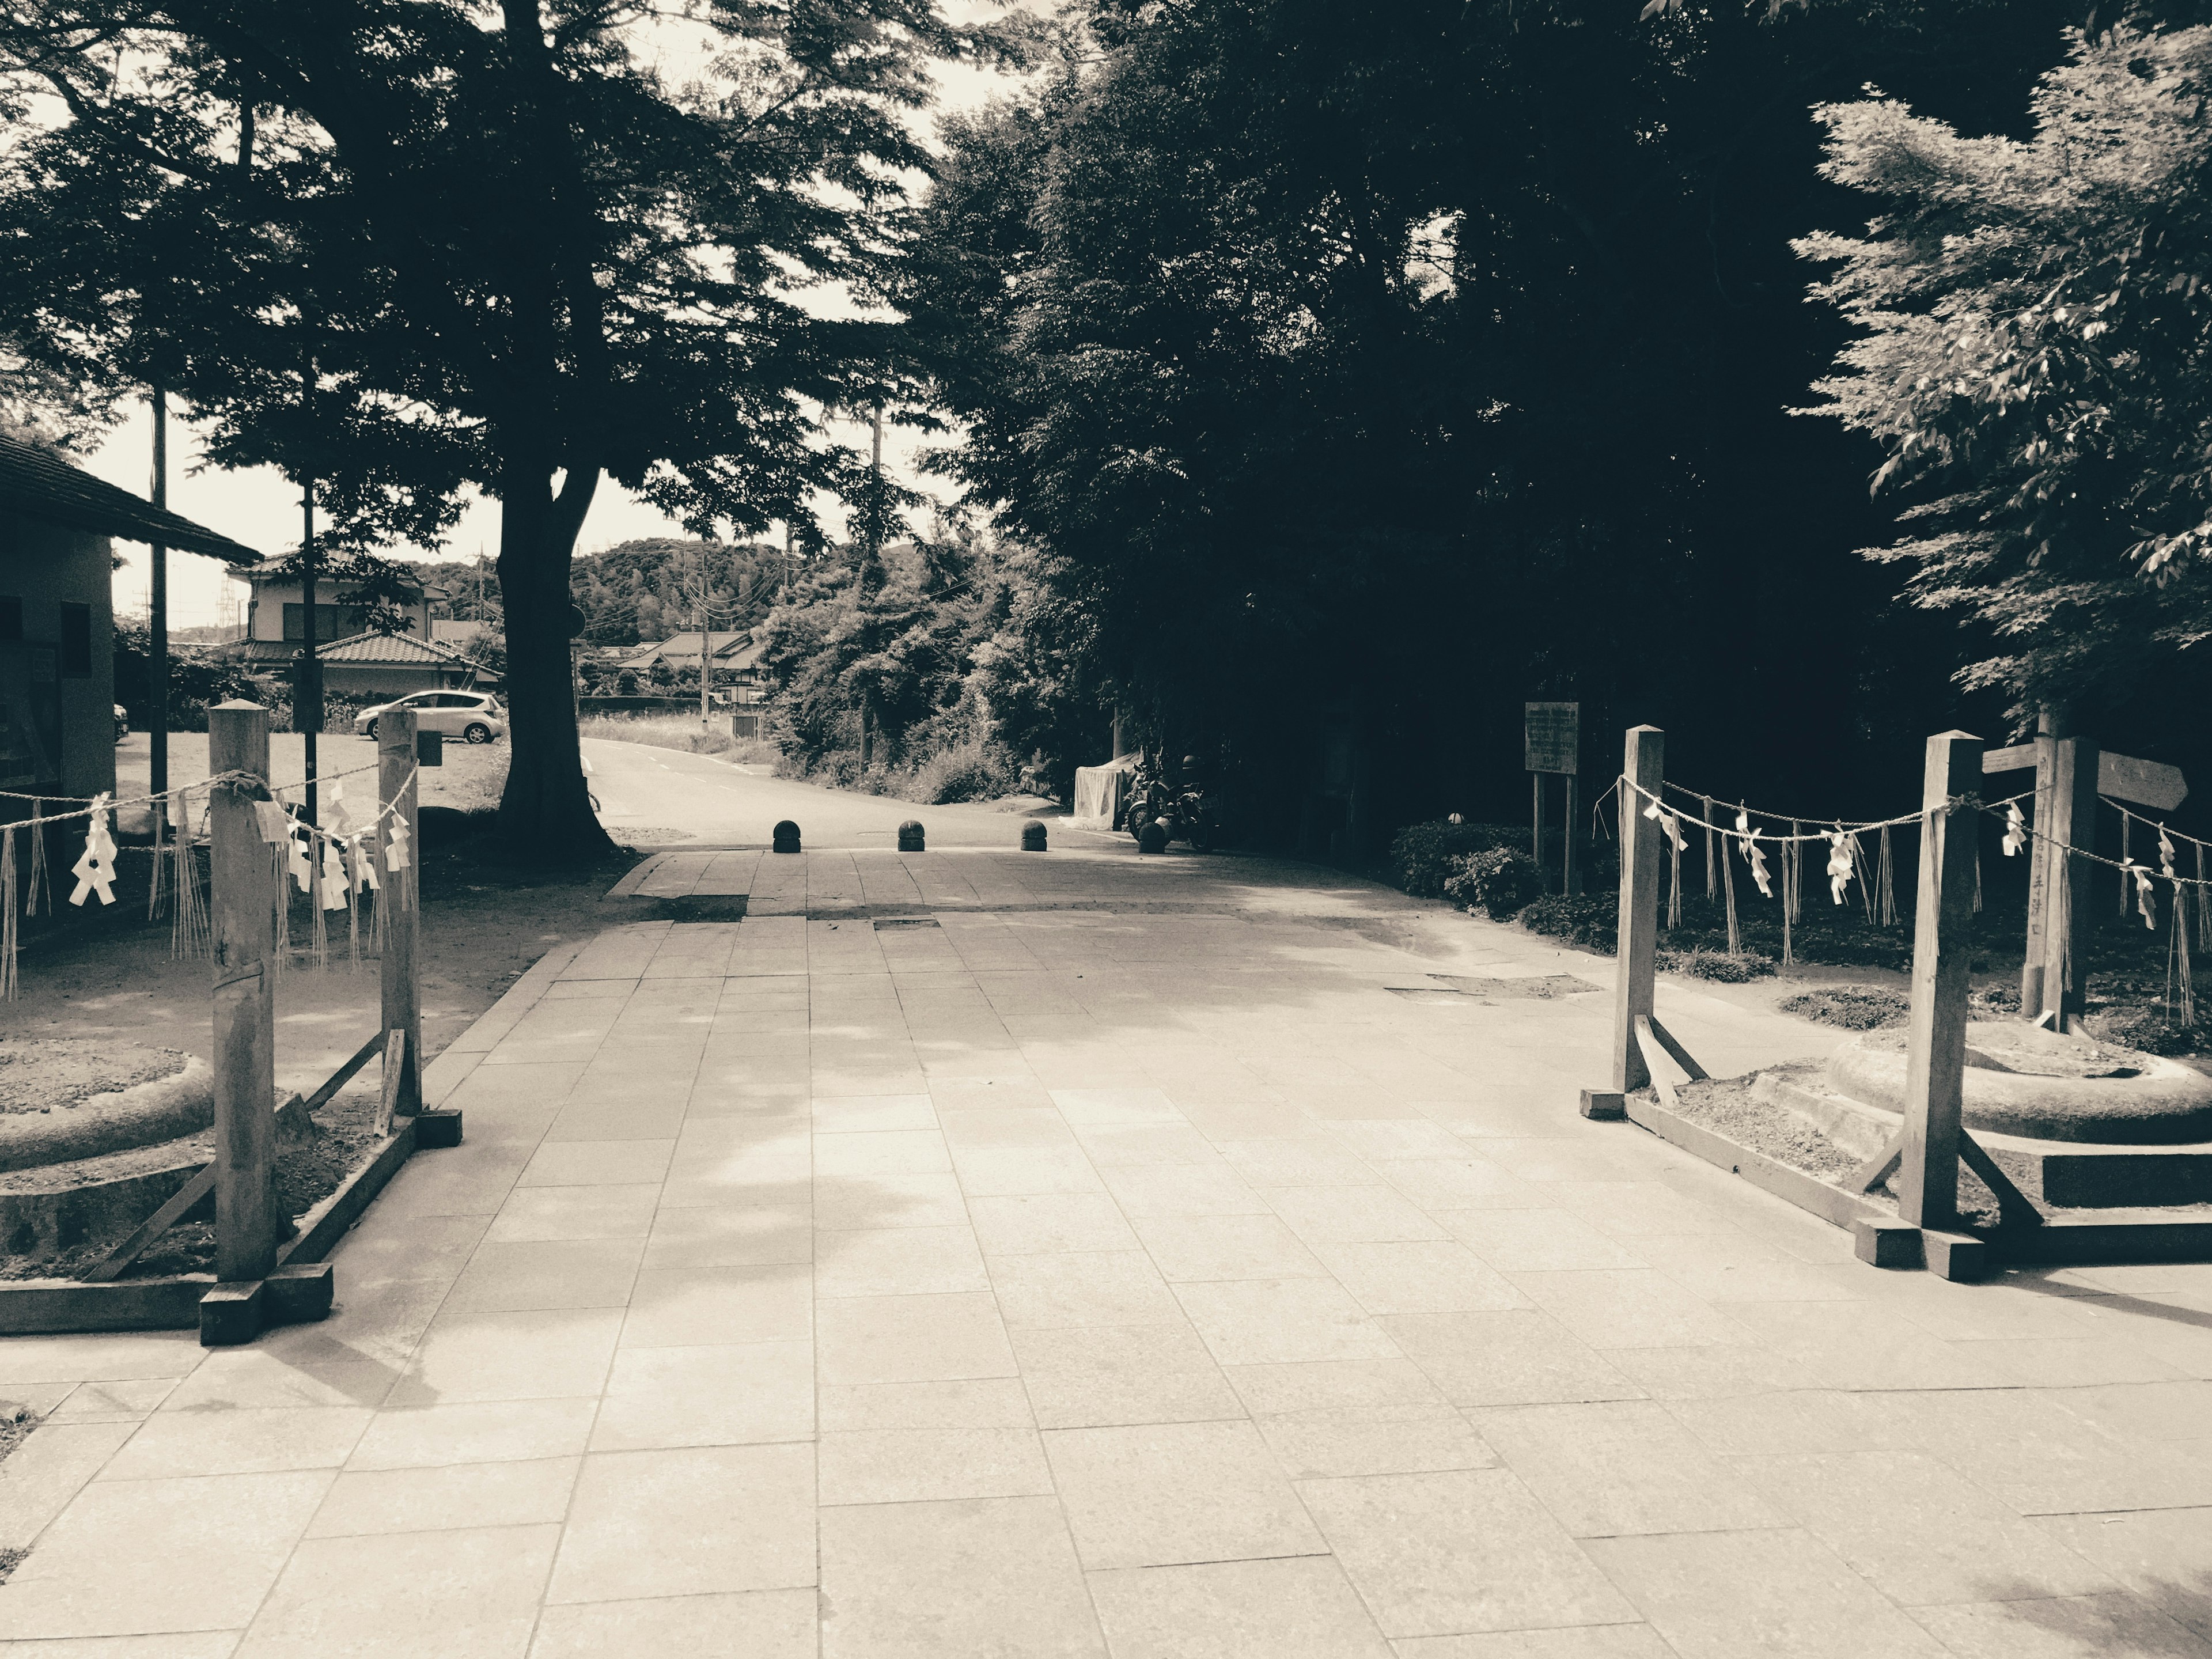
[582,737,1099,851]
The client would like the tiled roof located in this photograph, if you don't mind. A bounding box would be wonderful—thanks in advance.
[0,434,259,561]
[316,630,483,667]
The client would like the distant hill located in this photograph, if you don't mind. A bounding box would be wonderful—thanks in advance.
[408,537,808,647]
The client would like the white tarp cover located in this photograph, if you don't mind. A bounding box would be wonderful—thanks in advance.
[1072,753,1139,830]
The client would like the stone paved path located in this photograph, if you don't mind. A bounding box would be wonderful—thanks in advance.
[5,846,2212,1658]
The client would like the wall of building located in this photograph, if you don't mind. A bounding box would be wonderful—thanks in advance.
[0,512,116,805]
[322,662,475,700]
[245,576,431,644]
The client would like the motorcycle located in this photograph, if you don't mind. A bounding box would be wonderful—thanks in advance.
[1126,755,1223,851]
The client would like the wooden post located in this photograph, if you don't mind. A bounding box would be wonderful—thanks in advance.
[2021,711,2057,1016]
[1611,726,1665,1093]
[1896,731,1982,1229]
[208,702,279,1283]
[2040,734,2100,1030]
[1563,772,1579,896]
[378,710,423,1118]
[1532,774,1546,895]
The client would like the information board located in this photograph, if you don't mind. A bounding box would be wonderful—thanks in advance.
[1524,702,1580,775]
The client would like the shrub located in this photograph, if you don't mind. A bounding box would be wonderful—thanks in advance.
[1388,820,1530,897]
[1661,948,1777,982]
[2083,1006,2200,1057]
[1518,893,1619,953]
[1779,984,1909,1031]
[1442,848,1546,920]
[912,736,1015,804]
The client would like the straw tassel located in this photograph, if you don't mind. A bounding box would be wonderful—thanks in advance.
[1720,813,1741,955]
[2122,811,2132,916]
[1973,825,1983,914]
[272,841,290,976]
[2200,846,2212,952]
[1781,838,1794,968]
[1702,794,1717,901]
[146,809,165,922]
[24,801,47,917]
[1877,825,1898,926]
[1667,821,1683,930]
[2171,880,2197,1029]
[1,827,16,1001]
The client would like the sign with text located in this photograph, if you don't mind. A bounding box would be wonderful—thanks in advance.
[1524,702,1580,775]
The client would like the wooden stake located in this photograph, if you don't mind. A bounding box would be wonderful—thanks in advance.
[1896,730,1983,1230]
[1532,773,1546,896]
[2040,735,2100,1029]
[1563,772,1578,896]
[209,702,279,1283]
[1611,726,1664,1093]
[2023,714,2058,1014]
[378,711,423,1118]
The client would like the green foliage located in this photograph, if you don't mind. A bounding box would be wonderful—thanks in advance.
[760,529,1091,802]
[1389,821,1531,899]
[1800,24,2212,723]
[1518,895,1620,955]
[1442,848,1545,921]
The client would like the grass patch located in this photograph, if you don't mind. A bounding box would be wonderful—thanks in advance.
[0,1400,37,1466]
[579,713,781,766]
[1660,948,1778,982]
[1779,984,1910,1030]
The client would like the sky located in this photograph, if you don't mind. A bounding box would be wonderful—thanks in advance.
[90,7,1022,628]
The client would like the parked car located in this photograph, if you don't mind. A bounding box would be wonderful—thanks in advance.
[353,689,506,744]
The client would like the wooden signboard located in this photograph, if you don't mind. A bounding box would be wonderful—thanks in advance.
[1524,703,1580,775]
[1525,703,1580,895]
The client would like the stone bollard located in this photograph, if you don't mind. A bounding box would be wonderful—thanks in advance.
[772,820,801,854]
[1138,820,1168,855]
[897,820,925,852]
[1021,821,1047,851]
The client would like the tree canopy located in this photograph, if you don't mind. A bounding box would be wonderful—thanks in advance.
[902,0,2085,831]
[0,0,1012,854]
[1801,21,2212,727]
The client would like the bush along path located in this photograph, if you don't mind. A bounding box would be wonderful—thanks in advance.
[1389,817,2211,1058]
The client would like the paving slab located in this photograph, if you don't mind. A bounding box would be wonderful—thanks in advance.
[2,835,2205,1654]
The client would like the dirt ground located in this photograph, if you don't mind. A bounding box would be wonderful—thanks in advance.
[7,737,639,1105]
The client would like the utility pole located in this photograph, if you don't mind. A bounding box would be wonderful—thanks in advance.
[148,386,169,801]
[698,548,711,726]
[783,521,794,603]
[299,337,320,824]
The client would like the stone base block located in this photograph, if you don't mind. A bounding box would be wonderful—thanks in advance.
[1923,1229,1988,1282]
[1853,1217,1923,1270]
[264,1262,333,1324]
[1579,1090,1626,1122]
[414,1108,464,1149]
[199,1280,264,1346]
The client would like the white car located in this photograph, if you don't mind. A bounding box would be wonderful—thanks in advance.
[353,690,506,744]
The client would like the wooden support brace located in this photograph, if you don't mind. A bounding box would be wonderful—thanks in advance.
[302,1032,385,1118]
[1852,1131,1904,1196]
[1633,1016,1698,1111]
[82,1166,214,1283]
[374,1029,407,1139]
[1959,1131,2043,1229]
[1641,1016,1709,1083]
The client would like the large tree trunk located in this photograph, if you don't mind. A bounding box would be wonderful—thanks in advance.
[495,466,616,862]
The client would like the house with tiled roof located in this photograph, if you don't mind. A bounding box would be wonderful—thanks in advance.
[0,432,257,802]
[309,630,499,698]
